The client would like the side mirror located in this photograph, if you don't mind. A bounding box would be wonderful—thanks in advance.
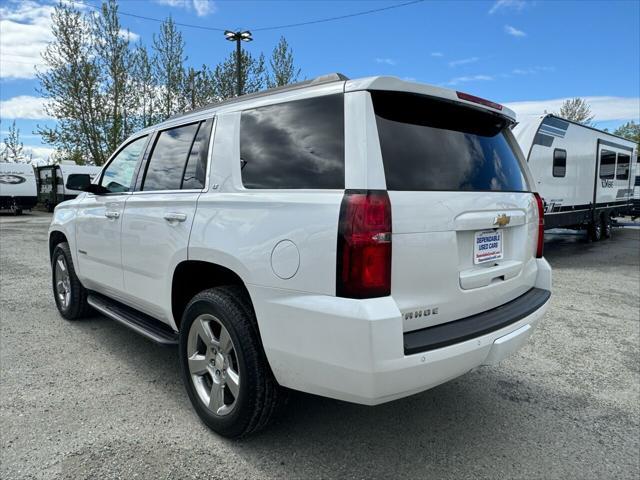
[80,183,110,195]
[66,173,92,191]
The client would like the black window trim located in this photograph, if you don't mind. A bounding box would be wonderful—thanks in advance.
[95,134,151,196]
[552,148,567,178]
[134,117,215,194]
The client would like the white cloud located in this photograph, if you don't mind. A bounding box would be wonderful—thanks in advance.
[0,1,55,79]
[375,58,396,65]
[0,96,52,120]
[23,145,56,165]
[119,28,140,43]
[448,56,479,67]
[504,97,640,122]
[447,75,494,86]
[156,0,216,17]
[505,25,526,37]
[431,52,444,57]
[512,66,554,75]
[489,0,526,15]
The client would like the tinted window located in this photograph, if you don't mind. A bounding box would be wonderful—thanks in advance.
[143,123,200,191]
[372,91,527,192]
[553,149,566,177]
[599,150,616,179]
[240,94,345,189]
[616,153,630,180]
[100,136,147,193]
[182,118,213,190]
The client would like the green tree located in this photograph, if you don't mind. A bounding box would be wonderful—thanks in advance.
[37,1,105,164]
[132,43,157,128]
[92,0,136,154]
[211,50,266,101]
[153,17,187,119]
[267,36,301,88]
[1,121,30,163]
[613,120,640,149]
[555,98,595,126]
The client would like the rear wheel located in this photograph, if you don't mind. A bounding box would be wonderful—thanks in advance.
[51,242,91,320]
[588,220,602,242]
[602,214,612,239]
[179,287,285,438]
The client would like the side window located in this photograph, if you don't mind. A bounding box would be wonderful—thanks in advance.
[182,118,213,190]
[142,123,200,191]
[599,149,616,180]
[616,153,630,180]
[240,94,345,189]
[552,149,566,177]
[100,136,148,193]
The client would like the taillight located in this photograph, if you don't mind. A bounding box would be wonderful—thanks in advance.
[533,192,545,258]
[456,91,503,111]
[336,190,392,299]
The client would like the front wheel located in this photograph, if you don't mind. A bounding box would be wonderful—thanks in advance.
[179,287,285,438]
[51,242,91,320]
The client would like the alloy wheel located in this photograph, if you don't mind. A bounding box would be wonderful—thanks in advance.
[187,314,240,416]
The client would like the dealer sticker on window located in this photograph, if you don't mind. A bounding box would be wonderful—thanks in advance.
[474,230,503,265]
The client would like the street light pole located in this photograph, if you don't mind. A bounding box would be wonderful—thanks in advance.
[224,30,253,97]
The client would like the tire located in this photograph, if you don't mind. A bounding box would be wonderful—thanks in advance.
[51,242,92,320]
[602,214,612,239]
[46,201,54,213]
[588,220,602,242]
[179,286,285,438]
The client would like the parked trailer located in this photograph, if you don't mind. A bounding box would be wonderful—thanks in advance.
[37,163,102,212]
[513,114,637,240]
[626,163,640,219]
[0,163,38,215]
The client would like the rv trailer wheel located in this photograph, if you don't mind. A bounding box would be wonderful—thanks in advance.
[602,215,612,239]
[588,221,602,242]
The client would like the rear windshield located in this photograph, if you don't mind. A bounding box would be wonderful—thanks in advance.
[372,91,528,192]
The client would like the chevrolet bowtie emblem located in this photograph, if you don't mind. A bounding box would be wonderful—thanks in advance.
[494,214,511,227]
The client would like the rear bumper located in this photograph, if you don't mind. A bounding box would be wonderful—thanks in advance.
[250,258,552,405]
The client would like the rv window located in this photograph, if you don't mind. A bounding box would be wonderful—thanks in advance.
[616,153,630,180]
[599,150,616,180]
[553,149,566,177]
[100,136,148,193]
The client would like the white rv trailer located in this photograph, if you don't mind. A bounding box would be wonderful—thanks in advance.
[0,163,38,214]
[513,114,637,240]
[37,162,102,211]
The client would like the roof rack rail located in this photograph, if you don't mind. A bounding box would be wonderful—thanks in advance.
[165,73,349,123]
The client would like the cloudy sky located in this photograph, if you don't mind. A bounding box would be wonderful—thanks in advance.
[1,0,639,163]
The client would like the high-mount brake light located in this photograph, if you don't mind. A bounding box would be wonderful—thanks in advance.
[336,190,392,299]
[456,91,504,111]
[533,192,545,258]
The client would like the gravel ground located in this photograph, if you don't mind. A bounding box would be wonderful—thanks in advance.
[1,211,639,480]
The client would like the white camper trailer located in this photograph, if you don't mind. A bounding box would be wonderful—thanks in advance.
[0,163,38,215]
[37,162,102,211]
[513,114,637,240]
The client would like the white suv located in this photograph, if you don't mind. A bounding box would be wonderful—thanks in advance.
[49,74,551,438]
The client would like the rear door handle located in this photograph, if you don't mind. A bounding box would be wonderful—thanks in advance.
[164,212,187,223]
[105,211,120,219]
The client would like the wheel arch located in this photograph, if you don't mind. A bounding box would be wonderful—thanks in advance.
[171,260,253,331]
[49,230,69,261]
